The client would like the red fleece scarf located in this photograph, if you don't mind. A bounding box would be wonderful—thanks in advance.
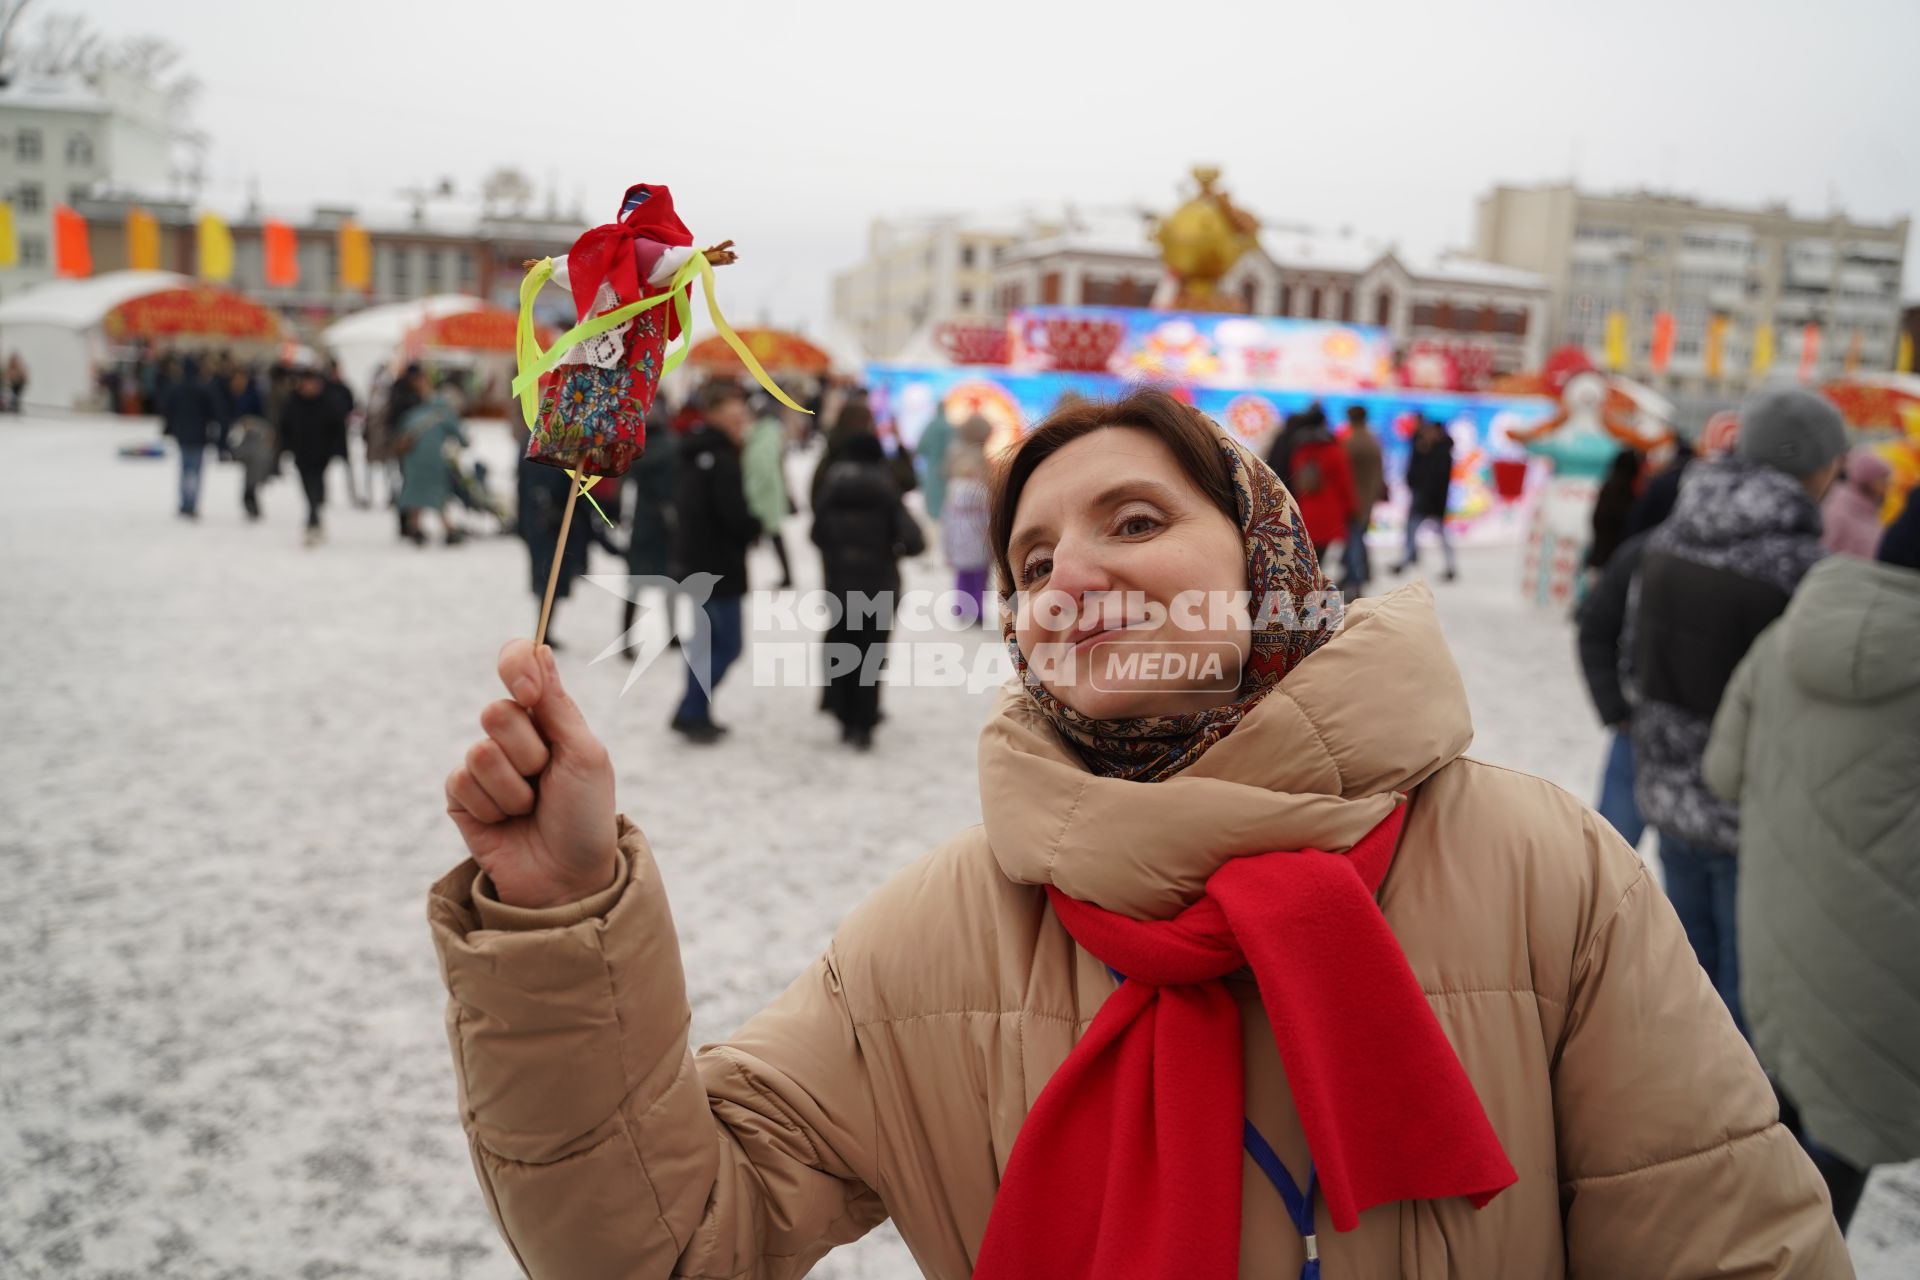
[974,805,1515,1277]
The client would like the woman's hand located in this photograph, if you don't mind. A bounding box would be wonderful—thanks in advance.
[445,640,618,909]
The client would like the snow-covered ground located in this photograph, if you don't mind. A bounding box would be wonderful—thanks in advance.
[1,412,1913,1278]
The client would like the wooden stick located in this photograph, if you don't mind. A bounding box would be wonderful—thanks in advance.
[534,468,585,647]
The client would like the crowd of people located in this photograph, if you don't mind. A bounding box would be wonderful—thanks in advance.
[1260,401,1455,600]
[1574,387,1919,1232]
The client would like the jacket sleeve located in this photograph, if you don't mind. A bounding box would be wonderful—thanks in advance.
[1703,636,1765,805]
[428,818,887,1280]
[1573,533,1645,727]
[1553,814,1850,1278]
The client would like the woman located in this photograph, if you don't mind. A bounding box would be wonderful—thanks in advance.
[942,415,994,625]
[1392,416,1457,581]
[1820,446,1891,559]
[432,390,1843,1277]
[742,401,796,589]
[397,379,470,546]
[1276,409,1356,561]
[811,433,924,748]
[1586,446,1642,572]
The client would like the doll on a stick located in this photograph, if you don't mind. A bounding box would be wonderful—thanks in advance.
[512,182,804,645]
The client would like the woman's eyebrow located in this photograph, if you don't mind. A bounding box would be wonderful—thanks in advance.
[1009,479,1184,565]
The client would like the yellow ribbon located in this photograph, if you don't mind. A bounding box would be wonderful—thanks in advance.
[512,248,811,530]
[512,250,809,420]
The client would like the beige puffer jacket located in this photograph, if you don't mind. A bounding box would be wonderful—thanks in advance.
[428,584,1849,1278]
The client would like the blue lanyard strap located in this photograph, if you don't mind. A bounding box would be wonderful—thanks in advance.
[1105,969,1320,1278]
[1244,1119,1320,1280]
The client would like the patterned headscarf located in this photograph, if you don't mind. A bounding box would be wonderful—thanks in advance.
[1003,421,1343,782]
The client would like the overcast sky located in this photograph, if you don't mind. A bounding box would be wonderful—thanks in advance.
[65,0,1920,332]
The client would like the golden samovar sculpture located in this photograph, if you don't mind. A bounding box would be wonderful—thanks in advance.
[1150,166,1261,312]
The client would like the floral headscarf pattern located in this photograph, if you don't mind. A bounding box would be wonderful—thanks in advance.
[1003,422,1343,782]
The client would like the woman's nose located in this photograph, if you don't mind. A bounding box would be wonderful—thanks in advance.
[1039,537,1115,625]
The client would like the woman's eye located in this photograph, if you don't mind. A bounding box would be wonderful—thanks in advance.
[1116,514,1160,537]
[1020,556,1051,585]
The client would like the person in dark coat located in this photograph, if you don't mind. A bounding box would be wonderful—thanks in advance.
[1392,416,1456,580]
[620,402,681,650]
[1262,404,1322,492]
[811,433,926,749]
[670,382,761,742]
[1621,439,1694,540]
[1586,448,1641,572]
[515,413,589,643]
[277,368,350,545]
[809,398,876,512]
[159,357,221,518]
[1628,388,1846,1032]
[322,359,365,507]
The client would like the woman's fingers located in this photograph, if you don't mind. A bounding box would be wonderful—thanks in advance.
[481,699,550,776]
[466,738,535,816]
[446,764,506,826]
[497,637,543,707]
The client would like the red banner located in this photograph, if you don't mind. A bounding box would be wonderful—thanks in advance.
[101,286,281,340]
[263,220,299,288]
[53,204,91,278]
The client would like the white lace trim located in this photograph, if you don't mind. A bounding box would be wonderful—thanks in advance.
[558,281,629,369]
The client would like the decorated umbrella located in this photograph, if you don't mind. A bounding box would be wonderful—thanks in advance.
[685,327,831,376]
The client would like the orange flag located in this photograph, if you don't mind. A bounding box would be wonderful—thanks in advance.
[263,219,299,288]
[338,219,371,292]
[53,205,92,278]
[1704,314,1729,379]
[1649,311,1675,372]
[1797,324,1821,382]
[126,207,161,271]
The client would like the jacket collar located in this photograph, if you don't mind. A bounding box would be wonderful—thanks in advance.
[978,582,1473,920]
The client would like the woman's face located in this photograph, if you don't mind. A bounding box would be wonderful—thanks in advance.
[1007,426,1251,720]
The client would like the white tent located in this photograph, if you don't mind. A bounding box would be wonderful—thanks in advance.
[0,270,193,410]
[319,294,486,403]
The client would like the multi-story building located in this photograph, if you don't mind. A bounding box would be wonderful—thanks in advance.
[59,195,584,334]
[835,206,1549,386]
[0,70,175,299]
[1474,182,1909,395]
[830,215,1023,359]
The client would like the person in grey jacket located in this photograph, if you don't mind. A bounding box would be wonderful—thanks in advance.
[1629,388,1846,1030]
[1703,492,1920,1232]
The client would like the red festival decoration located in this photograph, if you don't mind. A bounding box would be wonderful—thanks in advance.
[100,286,280,340]
[936,321,1012,366]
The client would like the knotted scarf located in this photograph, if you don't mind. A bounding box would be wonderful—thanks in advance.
[973,806,1516,1277]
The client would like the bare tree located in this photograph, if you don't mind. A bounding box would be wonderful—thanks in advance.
[0,0,37,73]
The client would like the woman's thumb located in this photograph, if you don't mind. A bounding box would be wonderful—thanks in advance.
[528,645,594,746]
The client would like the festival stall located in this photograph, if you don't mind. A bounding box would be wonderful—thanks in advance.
[867,303,1557,549]
[322,295,491,403]
[0,270,281,410]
